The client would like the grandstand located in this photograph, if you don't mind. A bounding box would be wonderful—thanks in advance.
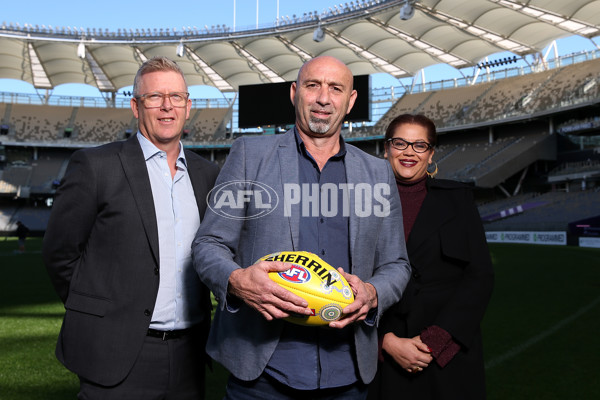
[1,0,599,242]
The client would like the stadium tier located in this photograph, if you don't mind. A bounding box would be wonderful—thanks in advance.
[1,50,600,238]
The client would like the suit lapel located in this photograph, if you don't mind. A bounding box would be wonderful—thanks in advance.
[185,151,210,221]
[118,136,160,264]
[278,131,301,250]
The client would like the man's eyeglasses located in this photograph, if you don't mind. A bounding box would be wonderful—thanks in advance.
[386,138,432,153]
[135,92,189,108]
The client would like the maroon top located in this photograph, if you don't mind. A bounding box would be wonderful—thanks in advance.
[396,177,427,240]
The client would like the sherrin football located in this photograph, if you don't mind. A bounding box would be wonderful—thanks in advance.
[258,251,355,326]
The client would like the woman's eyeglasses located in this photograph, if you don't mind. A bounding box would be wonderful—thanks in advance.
[386,138,432,153]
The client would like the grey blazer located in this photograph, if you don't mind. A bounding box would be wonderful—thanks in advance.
[192,130,411,383]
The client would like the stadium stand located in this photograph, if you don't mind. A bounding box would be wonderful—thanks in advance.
[29,156,69,194]
[359,56,599,137]
[0,204,51,234]
[1,49,599,238]
[9,104,72,142]
[526,57,600,113]
[374,91,432,133]
[418,83,491,127]
[482,189,600,232]
[186,107,231,141]
[73,107,135,143]
[478,192,539,218]
[0,164,32,196]
[462,70,553,124]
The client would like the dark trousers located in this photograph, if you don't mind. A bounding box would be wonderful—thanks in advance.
[224,373,368,400]
[78,333,206,400]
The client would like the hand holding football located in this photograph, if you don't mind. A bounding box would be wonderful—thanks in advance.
[258,251,355,326]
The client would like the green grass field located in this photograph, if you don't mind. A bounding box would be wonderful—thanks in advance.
[1,238,598,399]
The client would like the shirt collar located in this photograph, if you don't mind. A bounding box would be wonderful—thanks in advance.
[136,132,187,167]
[292,127,347,159]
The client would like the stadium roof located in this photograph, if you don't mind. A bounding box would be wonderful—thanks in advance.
[1,0,599,93]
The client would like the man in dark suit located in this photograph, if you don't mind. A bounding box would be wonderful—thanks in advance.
[43,56,219,399]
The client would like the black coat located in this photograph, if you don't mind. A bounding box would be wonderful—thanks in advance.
[369,178,494,400]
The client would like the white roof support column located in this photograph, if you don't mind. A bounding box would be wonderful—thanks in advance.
[229,41,285,83]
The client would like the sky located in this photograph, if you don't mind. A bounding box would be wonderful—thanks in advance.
[1,0,599,99]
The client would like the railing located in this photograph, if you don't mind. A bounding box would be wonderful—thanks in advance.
[0,92,231,109]
[0,0,391,38]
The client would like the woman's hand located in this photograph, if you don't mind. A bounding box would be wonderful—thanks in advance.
[381,332,433,373]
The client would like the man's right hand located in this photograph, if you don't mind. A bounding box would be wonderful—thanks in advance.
[228,261,313,321]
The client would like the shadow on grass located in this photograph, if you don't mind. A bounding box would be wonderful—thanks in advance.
[1,238,230,400]
[3,373,228,400]
[0,239,62,309]
[0,312,64,318]
[2,385,78,400]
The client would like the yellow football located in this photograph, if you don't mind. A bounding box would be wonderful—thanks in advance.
[259,251,355,326]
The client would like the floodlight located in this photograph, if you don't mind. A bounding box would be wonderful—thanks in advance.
[399,1,415,20]
[313,17,326,43]
[313,26,325,42]
[77,42,85,59]
[176,42,185,58]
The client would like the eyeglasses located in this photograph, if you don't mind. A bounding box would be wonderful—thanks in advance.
[386,138,432,153]
[135,92,189,108]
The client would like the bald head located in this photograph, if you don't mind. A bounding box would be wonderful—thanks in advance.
[296,56,354,90]
[291,56,357,138]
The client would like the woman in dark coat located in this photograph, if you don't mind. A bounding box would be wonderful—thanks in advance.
[368,114,494,399]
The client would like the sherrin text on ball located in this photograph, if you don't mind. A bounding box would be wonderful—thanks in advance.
[258,251,355,326]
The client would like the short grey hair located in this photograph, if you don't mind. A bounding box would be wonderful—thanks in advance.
[132,56,187,96]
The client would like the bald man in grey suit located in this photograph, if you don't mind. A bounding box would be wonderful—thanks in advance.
[193,56,411,399]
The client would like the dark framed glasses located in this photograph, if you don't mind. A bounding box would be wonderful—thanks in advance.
[386,137,432,153]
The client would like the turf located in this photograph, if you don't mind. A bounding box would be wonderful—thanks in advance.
[0,238,598,399]
[483,243,600,399]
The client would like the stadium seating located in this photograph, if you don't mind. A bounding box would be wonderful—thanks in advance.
[186,107,231,141]
[483,189,600,231]
[526,57,600,113]
[418,83,491,127]
[29,156,69,194]
[0,164,32,195]
[0,205,51,233]
[73,107,135,142]
[9,104,72,141]
[374,91,432,133]
[1,53,599,236]
[1,102,231,144]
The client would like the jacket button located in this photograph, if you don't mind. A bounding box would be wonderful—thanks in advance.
[412,272,421,279]
[154,267,159,275]
[144,309,151,316]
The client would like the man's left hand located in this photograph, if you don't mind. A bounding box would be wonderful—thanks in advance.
[329,268,377,329]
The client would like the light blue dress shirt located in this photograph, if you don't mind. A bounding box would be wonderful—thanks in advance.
[137,133,201,331]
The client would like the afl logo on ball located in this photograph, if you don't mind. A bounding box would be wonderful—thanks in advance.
[279,265,311,284]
